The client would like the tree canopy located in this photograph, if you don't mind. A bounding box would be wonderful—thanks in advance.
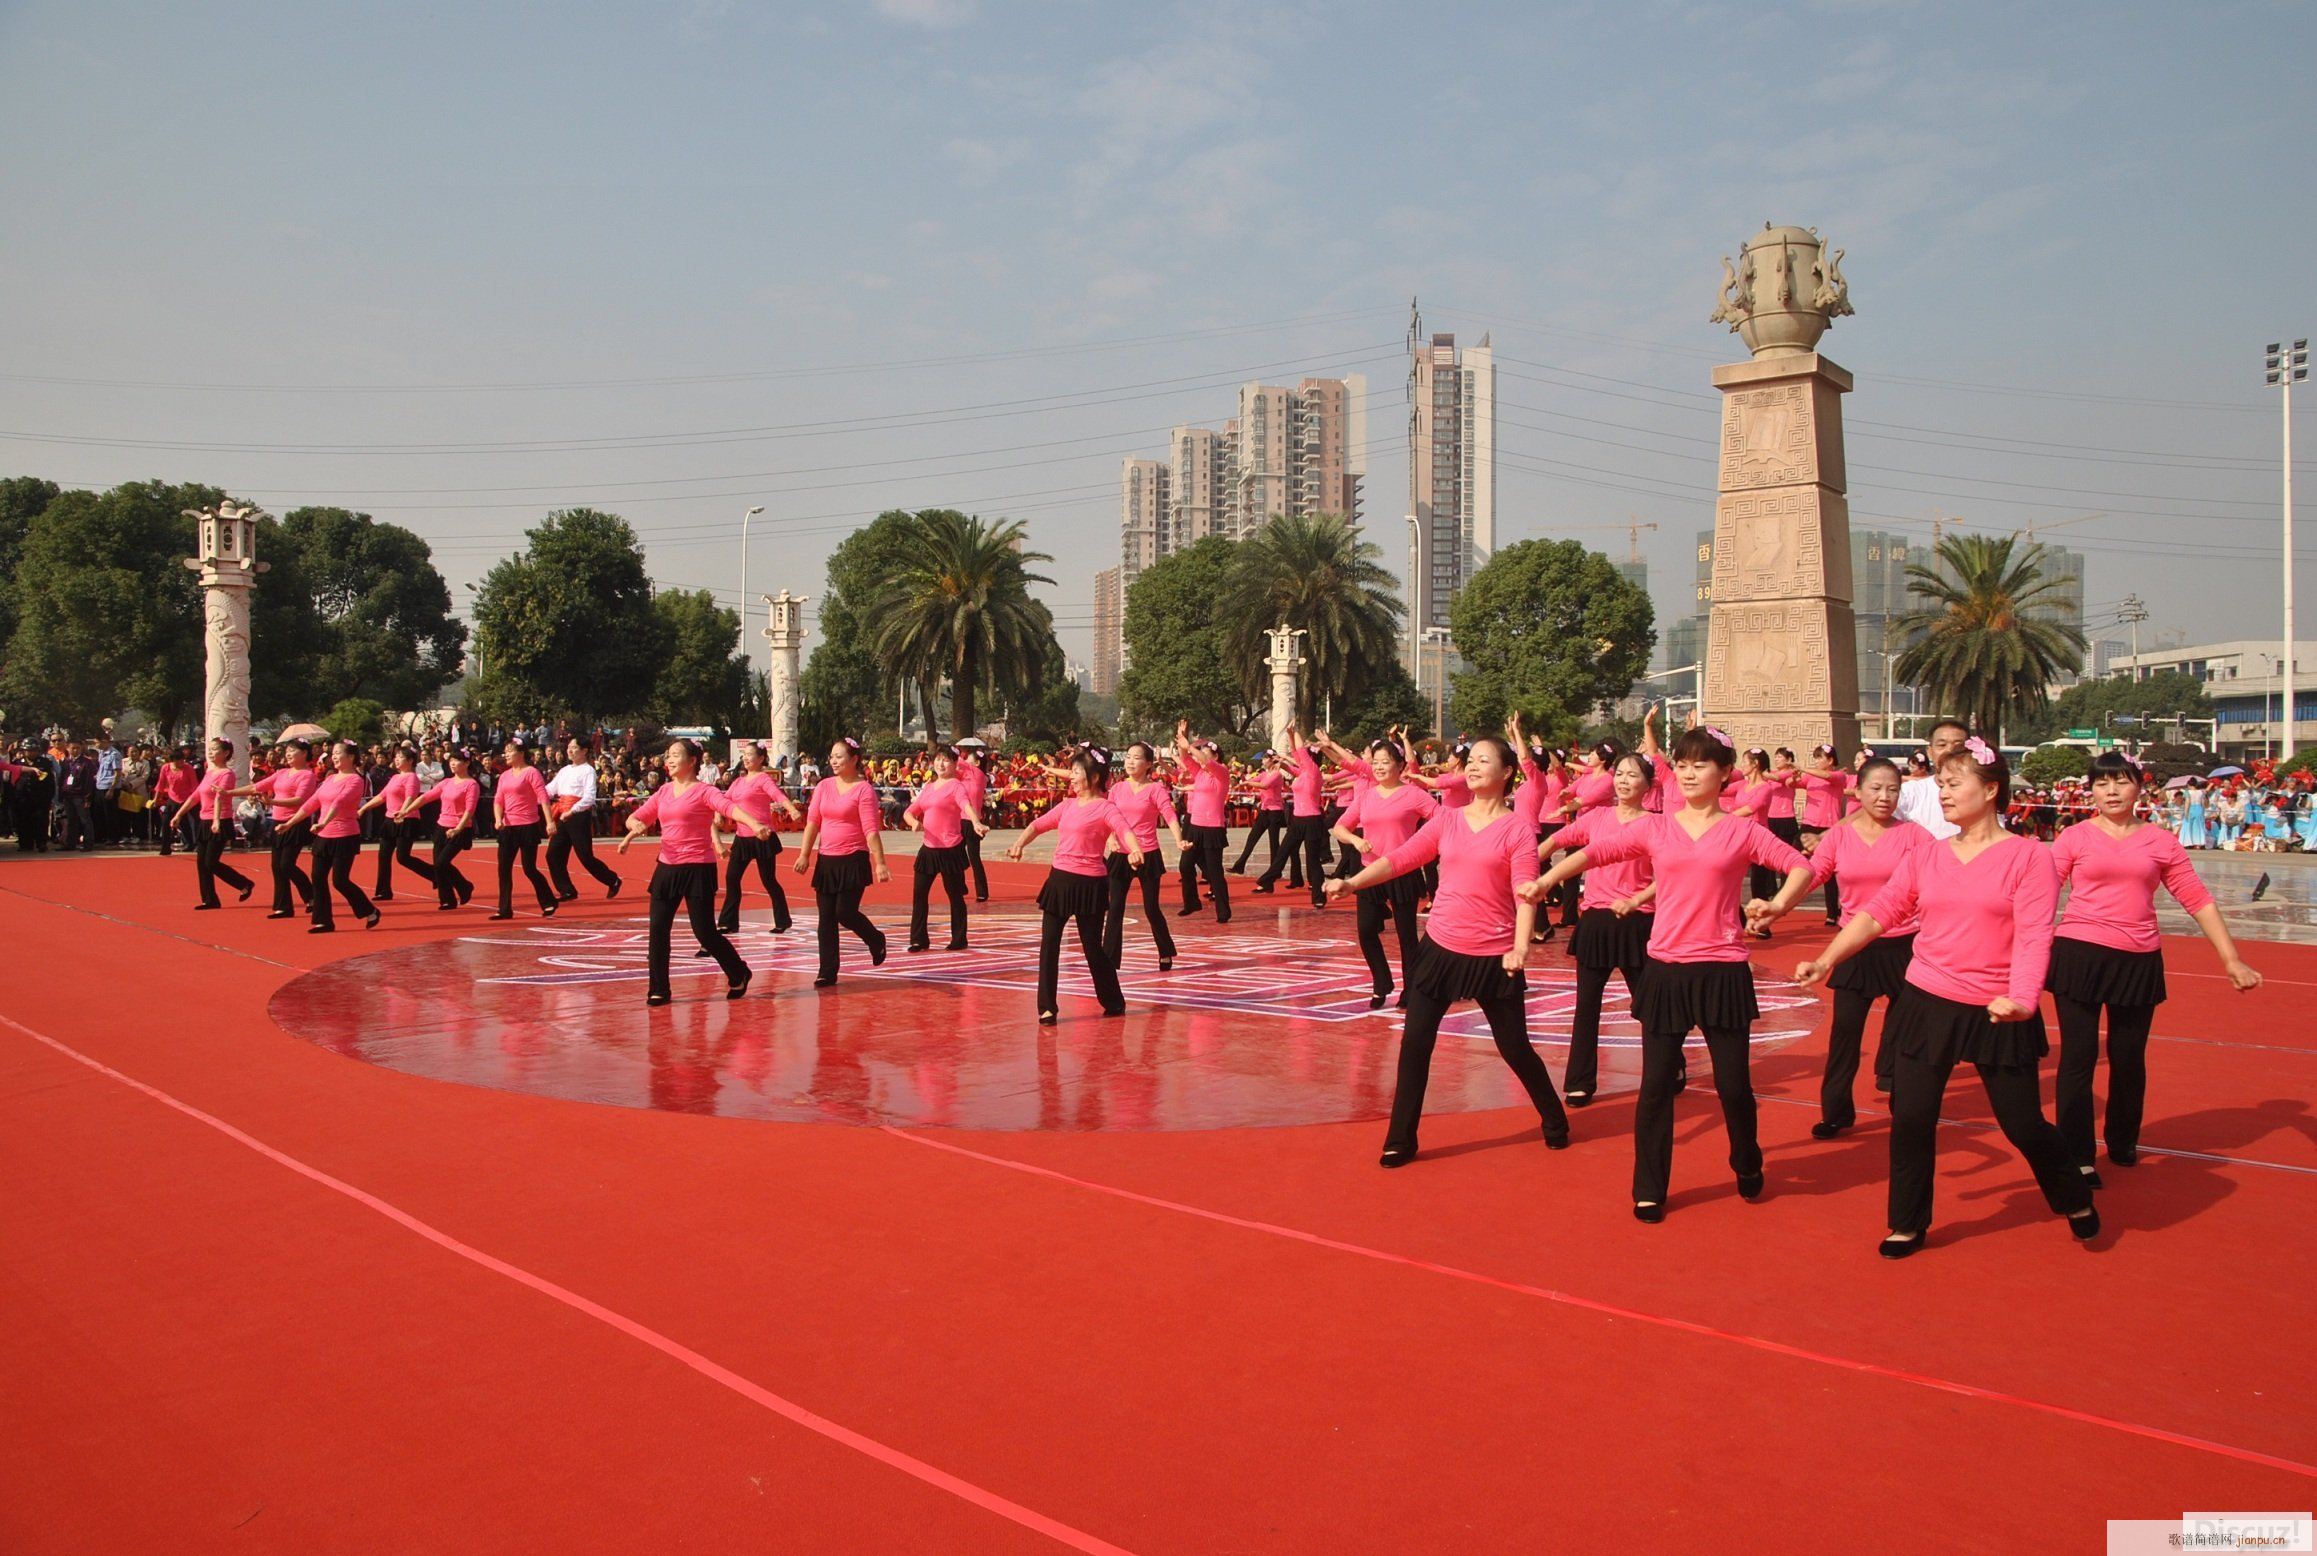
[649,588,750,731]
[799,510,924,750]
[2009,669,2214,745]
[1118,536,1250,739]
[1446,539,1654,742]
[470,509,669,725]
[257,507,466,715]
[1894,533,2085,739]
[1217,513,1402,725]
[867,510,1054,741]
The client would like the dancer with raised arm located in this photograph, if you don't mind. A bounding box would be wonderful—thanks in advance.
[2047,752,2262,1185]
[792,737,890,987]
[956,746,992,903]
[1525,725,1811,1221]
[1796,744,1856,925]
[239,738,318,919]
[1230,751,1290,876]
[398,748,479,909]
[1171,720,1232,923]
[1793,739,2098,1257]
[545,737,623,903]
[618,737,772,1006]
[719,741,802,936]
[902,745,984,953]
[1327,736,1568,1165]
[171,738,254,911]
[1254,719,1329,907]
[490,740,558,921]
[360,745,439,902]
[1543,750,1659,1108]
[1008,746,1140,1024]
[284,741,382,934]
[1103,742,1183,973]
[1328,737,1436,1009]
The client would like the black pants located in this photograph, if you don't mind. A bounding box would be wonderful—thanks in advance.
[1038,892,1123,1014]
[1387,974,1567,1153]
[434,828,473,907]
[547,817,619,898]
[1176,824,1230,920]
[496,821,555,914]
[1258,816,1328,904]
[2052,994,2157,1167]
[1325,803,1360,876]
[153,804,180,856]
[1103,853,1177,968]
[648,862,747,999]
[1822,988,1896,1128]
[375,818,438,896]
[962,822,989,900]
[194,818,252,907]
[1354,886,1421,999]
[909,845,968,949]
[270,819,314,914]
[60,794,92,849]
[1232,810,1287,873]
[1567,957,1647,1098]
[721,835,791,931]
[1887,1051,2089,1234]
[815,869,885,982]
[1634,1024,1759,1206]
[308,834,376,929]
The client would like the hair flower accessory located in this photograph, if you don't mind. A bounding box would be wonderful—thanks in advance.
[1963,736,1997,764]
[1703,725,1732,747]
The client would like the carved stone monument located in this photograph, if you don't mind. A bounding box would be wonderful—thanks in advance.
[1264,623,1306,755]
[182,502,268,784]
[761,589,808,761]
[1702,224,1863,754]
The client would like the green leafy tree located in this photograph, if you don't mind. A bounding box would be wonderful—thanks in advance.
[1004,635,1081,747]
[0,476,63,651]
[2020,744,2092,785]
[800,511,924,749]
[1446,539,1654,743]
[1219,513,1403,724]
[319,696,387,745]
[470,509,669,726]
[1894,534,2086,739]
[2011,669,2215,745]
[1118,536,1249,738]
[1333,658,1430,745]
[253,508,465,715]
[650,588,749,731]
[867,510,1055,742]
[1,480,224,734]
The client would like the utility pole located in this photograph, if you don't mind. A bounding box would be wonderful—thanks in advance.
[2266,339,2307,759]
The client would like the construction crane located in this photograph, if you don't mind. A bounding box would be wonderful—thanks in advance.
[1551,520,1658,560]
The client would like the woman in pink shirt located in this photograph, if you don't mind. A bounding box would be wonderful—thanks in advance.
[358,745,438,903]
[956,748,992,902]
[1103,742,1184,973]
[153,747,201,858]
[2047,753,2261,1183]
[168,738,255,910]
[1170,721,1232,924]
[618,738,773,1005]
[490,740,558,921]
[1795,745,1856,925]
[717,742,803,937]
[398,748,480,909]
[902,745,985,953]
[1796,740,2097,1257]
[1527,726,1812,1221]
[1768,757,1926,1137]
[1328,738,1437,1009]
[1326,736,1569,1166]
[1540,751,1660,1107]
[234,738,318,918]
[282,741,381,933]
[793,737,890,988]
[1007,747,1141,1024]
[1254,719,1330,908]
[1230,751,1291,876]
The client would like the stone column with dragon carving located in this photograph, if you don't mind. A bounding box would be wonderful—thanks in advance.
[182,501,268,785]
[1265,623,1306,756]
[1702,224,1863,755]
[761,589,808,763]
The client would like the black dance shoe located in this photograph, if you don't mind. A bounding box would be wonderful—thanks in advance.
[541,901,558,918]
[1101,1003,1127,1018]
[1369,990,1390,1010]
[557,891,579,903]
[1543,1128,1570,1151]
[606,879,622,901]
[2080,1165,2104,1190]
[774,918,794,934]
[1633,1202,1665,1224]
[1810,1121,1850,1140]
[1673,1067,1690,1094]
[1379,1146,1415,1168]
[1157,956,1173,972]
[437,902,458,912]
[237,883,254,903]
[1879,1232,1926,1259]
[1037,1010,1058,1026]
[193,903,220,911]
[716,921,740,937]
[1564,1089,1593,1109]
[2068,1207,2101,1241]
[646,992,671,1008]
[1249,884,1274,896]
[1874,1077,1892,1094]
[944,940,969,952]
[1309,894,1326,909]
[694,947,715,958]
[489,910,514,921]
[307,924,334,934]
[265,910,294,920]
[456,881,474,905]
[363,910,382,929]
[376,891,395,902]
[1535,922,1556,945]
[1215,912,1232,925]
[1177,902,1205,916]
[2108,1145,2139,1167]
[1736,1171,1765,1201]
[726,972,752,1001]
[869,937,888,968]
[906,942,930,953]
[812,975,836,989]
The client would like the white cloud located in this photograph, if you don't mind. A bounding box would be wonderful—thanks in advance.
[870,0,976,27]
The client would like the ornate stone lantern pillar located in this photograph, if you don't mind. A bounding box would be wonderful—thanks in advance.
[182,501,268,783]
[1265,623,1306,754]
[761,590,809,762]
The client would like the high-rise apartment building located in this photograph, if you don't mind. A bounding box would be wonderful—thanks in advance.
[1091,567,1122,697]
[1119,458,1170,591]
[1170,425,1232,547]
[1407,319,1495,636]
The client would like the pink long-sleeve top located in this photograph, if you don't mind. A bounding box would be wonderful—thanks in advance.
[496,764,548,826]
[1432,768,1473,809]
[1339,782,1436,864]
[1183,753,1228,829]
[1516,756,1563,829]
[1108,779,1179,853]
[1253,769,1287,811]
[310,772,369,839]
[1335,755,1375,806]
[1726,778,1775,821]
[1377,806,1534,958]
[1026,795,1136,878]
[958,761,988,815]
[905,776,975,850]
[1569,767,1612,812]
[2051,822,2214,954]
[1766,770,1798,820]
[1552,805,1655,911]
[378,771,421,818]
[727,772,788,828]
[1808,817,1929,935]
[254,765,320,821]
[1859,832,2058,1008]
[807,777,882,855]
[1798,770,1853,829]
[196,766,235,823]
[414,776,479,830]
[1580,812,1808,963]
[1289,746,1324,818]
[157,763,200,805]
[633,780,759,866]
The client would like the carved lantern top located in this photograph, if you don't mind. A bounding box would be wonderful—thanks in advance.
[183,500,267,577]
[1710,223,1854,359]
[1265,623,1307,666]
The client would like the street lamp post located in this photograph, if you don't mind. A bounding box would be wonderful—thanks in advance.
[2265,340,2306,758]
[738,505,765,675]
[1404,512,1423,681]
[465,581,483,684]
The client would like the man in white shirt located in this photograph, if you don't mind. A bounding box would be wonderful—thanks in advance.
[545,737,623,900]
[1895,718,1971,840]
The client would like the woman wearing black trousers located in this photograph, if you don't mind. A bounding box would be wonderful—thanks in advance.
[490,740,558,921]
[546,737,623,902]
[235,739,318,918]
[620,738,773,1006]
[1008,747,1139,1024]
[792,737,890,987]
[900,746,983,952]
[399,748,481,909]
[716,742,803,934]
[282,741,382,934]
[1102,742,1183,972]
[1329,738,1436,1010]
[1540,751,1659,1107]
[361,745,438,901]
[169,738,254,910]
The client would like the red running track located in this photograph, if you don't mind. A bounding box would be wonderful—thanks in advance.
[2,848,2313,1553]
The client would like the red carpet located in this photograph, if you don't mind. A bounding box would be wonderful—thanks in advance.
[3,848,2312,1552]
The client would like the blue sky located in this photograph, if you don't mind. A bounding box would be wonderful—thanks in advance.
[2,0,2311,677]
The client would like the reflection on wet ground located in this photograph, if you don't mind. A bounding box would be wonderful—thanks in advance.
[269,910,1817,1131]
[2142,853,2317,944]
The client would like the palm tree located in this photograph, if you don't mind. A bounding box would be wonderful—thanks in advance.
[1893,532,2086,739]
[868,510,1056,742]
[1219,512,1404,726]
